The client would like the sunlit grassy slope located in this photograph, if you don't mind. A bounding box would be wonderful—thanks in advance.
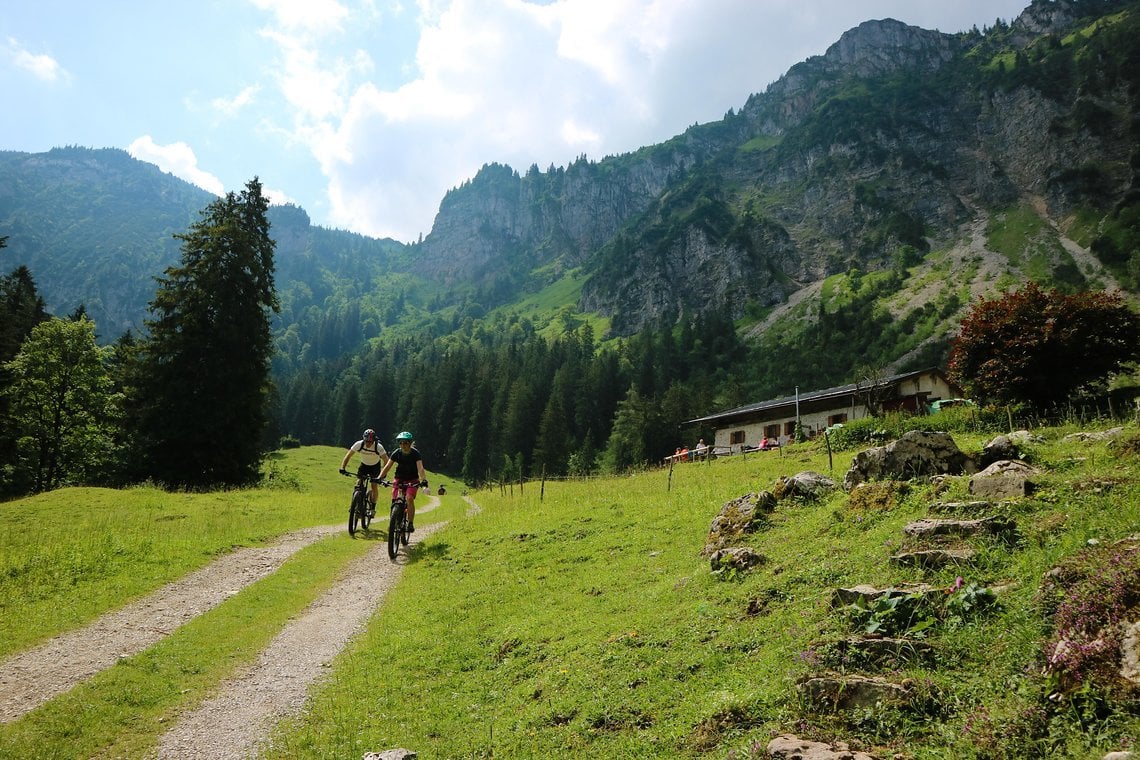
[265,423,1139,759]
[2,426,1138,758]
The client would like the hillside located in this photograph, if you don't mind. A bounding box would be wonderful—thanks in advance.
[1,418,1137,757]
[2,1,1137,351]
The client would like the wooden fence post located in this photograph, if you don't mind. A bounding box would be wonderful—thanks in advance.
[823,428,833,474]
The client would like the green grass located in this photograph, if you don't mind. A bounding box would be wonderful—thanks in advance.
[479,270,613,340]
[740,134,782,152]
[3,426,1139,758]
[986,205,1046,265]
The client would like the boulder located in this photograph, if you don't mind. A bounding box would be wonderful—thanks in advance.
[979,434,1020,467]
[363,751,417,760]
[1063,427,1124,443]
[774,471,838,500]
[703,491,776,555]
[709,546,765,573]
[1121,620,1140,686]
[968,459,1038,499]
[844,430,975,490]
[768,733,878,760]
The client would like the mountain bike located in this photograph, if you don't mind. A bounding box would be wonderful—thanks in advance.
[382,479,415,559]
[341,470,378,536]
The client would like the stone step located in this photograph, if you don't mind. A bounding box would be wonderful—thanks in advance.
[821,635,935,671]
[891,547,976,569]
[798,674,913,712]
[831,583,940,608]
[903,515,1015,538]
[768,734,876,760]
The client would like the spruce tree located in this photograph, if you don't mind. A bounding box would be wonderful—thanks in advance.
[132,179,279,488]
[0,262,51,496]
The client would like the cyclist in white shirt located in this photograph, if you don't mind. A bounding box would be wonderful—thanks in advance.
[339,428,388,513]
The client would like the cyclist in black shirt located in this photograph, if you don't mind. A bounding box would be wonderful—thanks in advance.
[379,430,428,532]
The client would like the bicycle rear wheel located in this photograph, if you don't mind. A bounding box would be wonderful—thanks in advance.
[349,490,365,536]
[361,495,373,530]
[387,501,404,559]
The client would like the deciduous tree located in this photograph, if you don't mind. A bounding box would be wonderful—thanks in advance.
[2,317,117,492]
[947,282,1140,407]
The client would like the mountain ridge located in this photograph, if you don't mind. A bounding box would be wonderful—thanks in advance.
[1,0,1137,367]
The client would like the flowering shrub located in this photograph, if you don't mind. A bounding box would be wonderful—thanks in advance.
[1041,539,1140,695]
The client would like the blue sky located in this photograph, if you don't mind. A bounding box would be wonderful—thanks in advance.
[3,0,1029,243]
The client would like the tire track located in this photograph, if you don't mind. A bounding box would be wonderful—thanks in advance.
[0,524,344,723]
[154,521,445,760]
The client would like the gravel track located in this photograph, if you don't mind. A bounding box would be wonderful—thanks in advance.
[0,494,447,759]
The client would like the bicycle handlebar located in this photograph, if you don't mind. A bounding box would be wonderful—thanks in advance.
[378,479,429,490]
[340,470,383,483]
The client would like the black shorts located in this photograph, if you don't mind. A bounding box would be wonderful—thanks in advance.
[357,461,382,479]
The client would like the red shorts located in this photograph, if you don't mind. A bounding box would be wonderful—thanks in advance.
[392,479,419,500]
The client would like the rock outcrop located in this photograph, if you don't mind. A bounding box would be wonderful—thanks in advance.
[844,431,975,490]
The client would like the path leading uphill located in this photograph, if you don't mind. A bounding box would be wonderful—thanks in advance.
[0,494,448,760]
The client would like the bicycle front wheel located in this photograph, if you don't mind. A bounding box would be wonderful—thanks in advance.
[387,502,403,559]
[349,490,365,536]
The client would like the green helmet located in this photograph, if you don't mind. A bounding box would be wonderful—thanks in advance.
[395,431,414,441]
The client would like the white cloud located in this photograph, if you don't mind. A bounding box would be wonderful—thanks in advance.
[249,0,351,34]
[248,0,1032,242]
[127,136,227,197]
[211,85,261,118]
[5,37,69,83]
[264,186,299,206]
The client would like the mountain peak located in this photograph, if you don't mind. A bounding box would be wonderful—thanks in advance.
[821,18,959,78]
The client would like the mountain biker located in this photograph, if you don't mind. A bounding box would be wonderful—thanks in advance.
[339,428,388,513]
[378,430,428,533]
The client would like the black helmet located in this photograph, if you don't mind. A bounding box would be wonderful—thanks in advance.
[363,428,376,442]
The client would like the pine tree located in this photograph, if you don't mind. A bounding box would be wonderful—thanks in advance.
[132,179,279,488]
[0,263,51,495]
[0,265,50,363]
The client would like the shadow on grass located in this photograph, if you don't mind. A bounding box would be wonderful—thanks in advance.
[408,541,450,563]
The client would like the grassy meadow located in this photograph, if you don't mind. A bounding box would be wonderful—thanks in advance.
[2,422,1139,758]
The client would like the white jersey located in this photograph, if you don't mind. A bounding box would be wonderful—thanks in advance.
[350,440,387,466]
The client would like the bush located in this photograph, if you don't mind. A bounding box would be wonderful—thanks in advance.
[823,407,1010,451]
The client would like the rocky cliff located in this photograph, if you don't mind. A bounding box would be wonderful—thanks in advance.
[411,0,1140,335]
